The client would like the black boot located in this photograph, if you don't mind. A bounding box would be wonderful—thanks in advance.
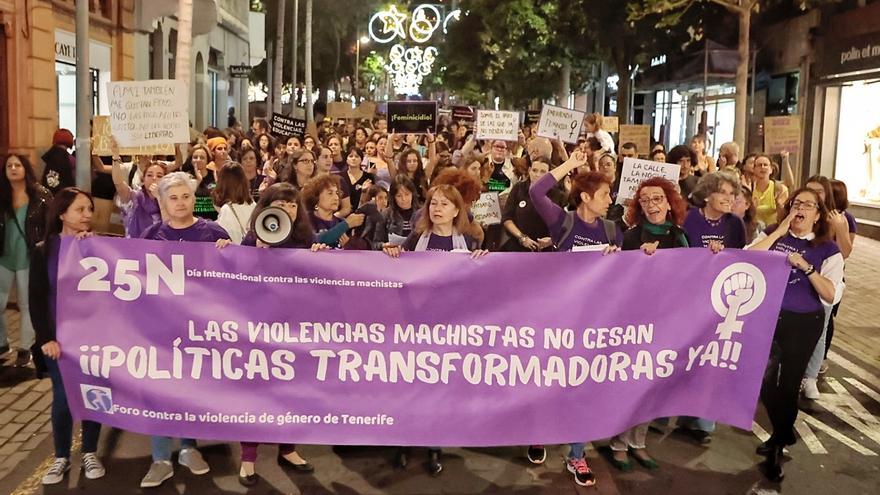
[763,445,785,482]
[428,449,442,477]
[756,439,774,456]
[395,447,409,469]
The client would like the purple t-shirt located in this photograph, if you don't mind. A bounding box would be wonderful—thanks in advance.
[140,217,230,242]
[309,213,343,236]
[770,233,840,313]
[529,174,623,251]
[844,211,857,233]
[683,208,746,249]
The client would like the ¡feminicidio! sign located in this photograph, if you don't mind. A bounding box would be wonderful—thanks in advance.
[387,101,438,134]
[58,237,788,446]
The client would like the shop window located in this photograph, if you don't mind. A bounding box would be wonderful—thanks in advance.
[834,80,880,205]
[56,62,99,136]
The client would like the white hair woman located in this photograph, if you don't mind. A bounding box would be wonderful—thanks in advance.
[138,172,230,488]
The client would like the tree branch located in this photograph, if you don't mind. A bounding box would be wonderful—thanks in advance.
[707,0,747,15]
[629,0,695,21]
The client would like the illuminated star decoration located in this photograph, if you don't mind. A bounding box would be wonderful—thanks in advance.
[369,4,408,44]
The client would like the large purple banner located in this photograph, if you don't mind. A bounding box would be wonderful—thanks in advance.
[57,237,789,446]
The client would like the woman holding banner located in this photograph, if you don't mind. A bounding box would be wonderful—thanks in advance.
[373,176,421,250]
[31,188,106,485]
[608,177,689,472]
[500,156,564,252]
[138,172,230,488]
[301,174,365,248]
[749,188,843,481]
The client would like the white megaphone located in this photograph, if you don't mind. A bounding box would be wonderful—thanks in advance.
[252,206,292,246]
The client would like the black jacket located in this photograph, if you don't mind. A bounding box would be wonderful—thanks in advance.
[0,186,51,256]
[41,146,76,195]
[622,223,689,251]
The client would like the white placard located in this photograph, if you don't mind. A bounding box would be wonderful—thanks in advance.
[472,192,502,226]
[617,157,681,204]
[476,110,520,141]
[572,243,608,252]
[108,80,189,147]
[535,105,586,144]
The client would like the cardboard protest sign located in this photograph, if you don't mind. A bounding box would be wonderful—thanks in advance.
[387,101,438,134]
[108,80,189,147]
[763,116,801,154]
[270,113,306,139]
[603,116,619,134]
[616,157,681,204]
[618,125,652,157]
[327,102,378,120]
[536,105,586,144]
[525,110,542,125]
[476,110,520,142]
[91,116,175,157]
[472,192,502,226]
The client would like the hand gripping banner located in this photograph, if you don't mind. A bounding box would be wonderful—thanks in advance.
[57,237,790,446]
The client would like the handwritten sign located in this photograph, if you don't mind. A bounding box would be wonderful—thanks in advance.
[763,116,801,154]
[270,113,306,139]
[90,116,174,157]
[472,192,503,225]
[387,101,438,134]
[476,110,520,142]
[452,105,475,123]
[603,116,620,134]
[536,105,586,144]
[618,125,652,157]
[617,157,681,204]
[107,80,189,147]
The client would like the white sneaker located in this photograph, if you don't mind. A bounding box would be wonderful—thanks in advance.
[140,461,173,488]
[42,458,70,485]
[82,453,106,479]
[179,448,210,475]
[803,378,821,400]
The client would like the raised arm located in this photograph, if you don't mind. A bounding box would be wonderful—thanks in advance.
[109,137,134,204]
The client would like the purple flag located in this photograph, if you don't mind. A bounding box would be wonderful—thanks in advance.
[57,237,789,446]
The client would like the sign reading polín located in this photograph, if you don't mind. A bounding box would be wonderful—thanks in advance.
[229,65,252,78]
[270,113,306,139]
[58,237,789,446]
[387,101,437,134]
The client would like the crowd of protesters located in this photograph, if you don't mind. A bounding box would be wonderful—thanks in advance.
[0,109,857,488]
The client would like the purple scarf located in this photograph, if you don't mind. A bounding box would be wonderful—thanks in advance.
[125,188,161,238]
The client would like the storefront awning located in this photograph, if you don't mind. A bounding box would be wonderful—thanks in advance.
[637,39,740,92]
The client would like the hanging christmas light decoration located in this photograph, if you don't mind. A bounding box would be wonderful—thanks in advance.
[367,4,458,95]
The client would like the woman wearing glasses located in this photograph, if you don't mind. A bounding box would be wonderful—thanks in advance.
[609,177,689,473]
[749,188,843,481]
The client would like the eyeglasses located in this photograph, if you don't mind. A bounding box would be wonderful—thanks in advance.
[638,195,666,206]
[297,158,315,164]
[791,200,818,210]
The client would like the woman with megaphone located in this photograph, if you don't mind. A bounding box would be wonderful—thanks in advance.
[237,182,324,486]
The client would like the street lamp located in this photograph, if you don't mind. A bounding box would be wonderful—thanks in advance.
[355,33,370,101]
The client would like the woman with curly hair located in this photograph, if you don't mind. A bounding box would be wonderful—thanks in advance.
[300,174,364,248]
[609,177,689,473]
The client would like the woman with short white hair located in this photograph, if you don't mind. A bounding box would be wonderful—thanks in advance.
[138,172,230,488]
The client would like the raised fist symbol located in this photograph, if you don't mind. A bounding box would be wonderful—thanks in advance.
[723,272,754,307]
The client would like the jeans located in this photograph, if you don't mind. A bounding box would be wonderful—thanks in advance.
[678,416,716,433]
[805,304,833,379]
[760,310,824,446]
[0,266,35,348]
[46,357,101,458]
[569,443,586,460]
[151,436,197,462]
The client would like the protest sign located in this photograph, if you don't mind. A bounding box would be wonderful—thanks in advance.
[327,102,377,120]
[472,192,503,225]
[91,116,174,157]
[525,110,542,125]
[617,157,681,203]
[536,105,586,144]
[108,80,189,147]
[59,237,788,446]
[270,113,306,139]
[452,105,475,122]
[387,101,437,134]
[618,125,652,156]
[603,116,620,134]
[476,111,520,142]
[763,116,801,154]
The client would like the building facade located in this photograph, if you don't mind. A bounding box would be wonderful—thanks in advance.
[0,0,136,162]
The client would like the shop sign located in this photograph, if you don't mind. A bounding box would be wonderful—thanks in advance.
[822,32,880,76]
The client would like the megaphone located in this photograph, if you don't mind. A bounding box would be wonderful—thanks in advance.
[252,206,292,246]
